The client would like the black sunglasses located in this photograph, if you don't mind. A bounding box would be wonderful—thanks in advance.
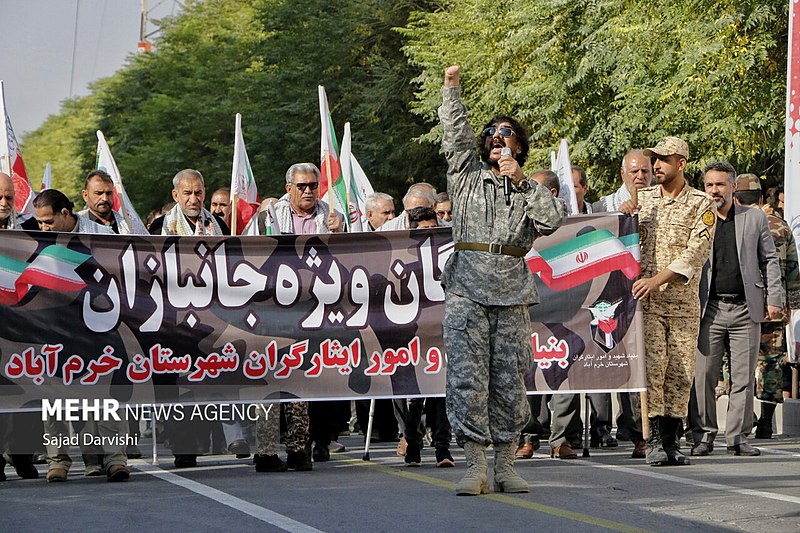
[293,182,319,191]
[482,126,515,138]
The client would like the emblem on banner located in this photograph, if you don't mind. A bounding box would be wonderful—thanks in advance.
[588,299,622,353]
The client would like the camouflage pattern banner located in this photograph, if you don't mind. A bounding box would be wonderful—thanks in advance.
[0,214,644,411]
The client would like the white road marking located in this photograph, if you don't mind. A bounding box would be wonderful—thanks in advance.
[534,452,800,505]
[136,463,324,533]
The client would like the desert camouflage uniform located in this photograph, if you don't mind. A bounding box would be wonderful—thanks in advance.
[438,85,567,446]
[637,184,716,417]
[255,404,280,455]
[756,214,800,402]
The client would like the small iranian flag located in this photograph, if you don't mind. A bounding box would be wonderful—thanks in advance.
[229,113,260,235]
[317,85,345,217]
[550,139,579,215]
[0,245,91,305]
[41,162,52,191]
[0,80,35,216]
[96,130,147,232]
[526,229,640,291]
[349,152,374,230]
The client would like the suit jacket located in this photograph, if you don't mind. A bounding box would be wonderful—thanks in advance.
[700,204,783,322]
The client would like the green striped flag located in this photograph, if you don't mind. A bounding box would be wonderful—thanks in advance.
[0,245,91,304]
[526,229,639,291]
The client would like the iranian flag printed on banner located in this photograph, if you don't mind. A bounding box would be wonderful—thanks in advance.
[317,86,346,218]
[526,229,640,291]
[96,131,146,231]
[229,113,260,235]
[0,81,35,216]
[0,245,91,305]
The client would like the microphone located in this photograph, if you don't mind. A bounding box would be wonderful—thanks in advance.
[501,147,512,206]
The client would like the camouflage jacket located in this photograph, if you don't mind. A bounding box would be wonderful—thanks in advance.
[638,182,716,317]
[437,86,567,306]
[767,213,800,312]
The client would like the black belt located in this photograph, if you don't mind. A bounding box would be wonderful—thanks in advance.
[712,294,746,305]
[454,242,528,258]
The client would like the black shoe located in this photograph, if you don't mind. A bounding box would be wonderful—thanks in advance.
[590,428,618,448]
[10,454,39,479]
[106,464,130,482]
[228,439,251,458]
[435,448,454,468]
[173,455,197,468]
[312,445,330,462]
[727,443,760,456]
[690,442,713,456]
[255,454,288,472]
[126,446,142,459]
[286,451,312,471]
[754,420,773,439]
[404,445,421,467]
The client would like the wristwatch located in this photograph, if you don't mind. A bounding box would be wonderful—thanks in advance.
[516,179,531,193]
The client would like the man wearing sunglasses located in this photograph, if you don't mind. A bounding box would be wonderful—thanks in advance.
[439,65,566,495]
[251,162,344,473]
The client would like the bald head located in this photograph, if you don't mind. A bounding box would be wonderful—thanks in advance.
[621,150,653,191]
[0,172,14,223]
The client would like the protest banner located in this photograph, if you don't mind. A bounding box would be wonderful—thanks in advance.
[0,214,644,411]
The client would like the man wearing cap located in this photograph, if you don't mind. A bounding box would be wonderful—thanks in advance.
[690,164,782,457]
[440,65,566,494]
[732,173,800,439]
[619,136,716,466]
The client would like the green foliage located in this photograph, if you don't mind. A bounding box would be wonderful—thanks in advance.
[20,93,100,202]
[403,0,788,197]
[20,0,790,211]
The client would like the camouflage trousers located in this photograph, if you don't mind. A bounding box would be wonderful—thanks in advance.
[253,401,309,455]
[254,403,280,456]
[644,314,698,418]
[756,321,785,404]
[443,293,532,447]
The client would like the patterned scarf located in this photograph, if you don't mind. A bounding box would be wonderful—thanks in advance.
[161,204,223,236]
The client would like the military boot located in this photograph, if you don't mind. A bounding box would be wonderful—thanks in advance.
[645,416,669,466]
[661,417,690,466]
[455,440,489,496]
[492,442,529,493]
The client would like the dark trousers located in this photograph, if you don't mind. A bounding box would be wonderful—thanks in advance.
[406,397,451,451]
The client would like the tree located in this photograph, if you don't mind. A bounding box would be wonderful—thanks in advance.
[403,0,788,196]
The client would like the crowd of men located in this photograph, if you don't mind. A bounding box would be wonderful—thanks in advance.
[1,65,798,495]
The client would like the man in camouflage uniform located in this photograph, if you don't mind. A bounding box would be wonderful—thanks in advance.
[619,136,716,466]
[734,173,800,438]
[439,65,566,495]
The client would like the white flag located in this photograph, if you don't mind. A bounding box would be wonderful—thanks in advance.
[551,139,579,214]
[96,130,147,233]
[339,123,362,232]
[41,162,52,191]
[230,113,260,235]
[0,80,35,215]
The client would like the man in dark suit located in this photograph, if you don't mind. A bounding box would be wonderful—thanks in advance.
[692,161,783,457]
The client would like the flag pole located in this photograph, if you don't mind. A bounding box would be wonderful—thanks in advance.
[0,81,12,175]
[230,114,242,235]
[324,149,334,208]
